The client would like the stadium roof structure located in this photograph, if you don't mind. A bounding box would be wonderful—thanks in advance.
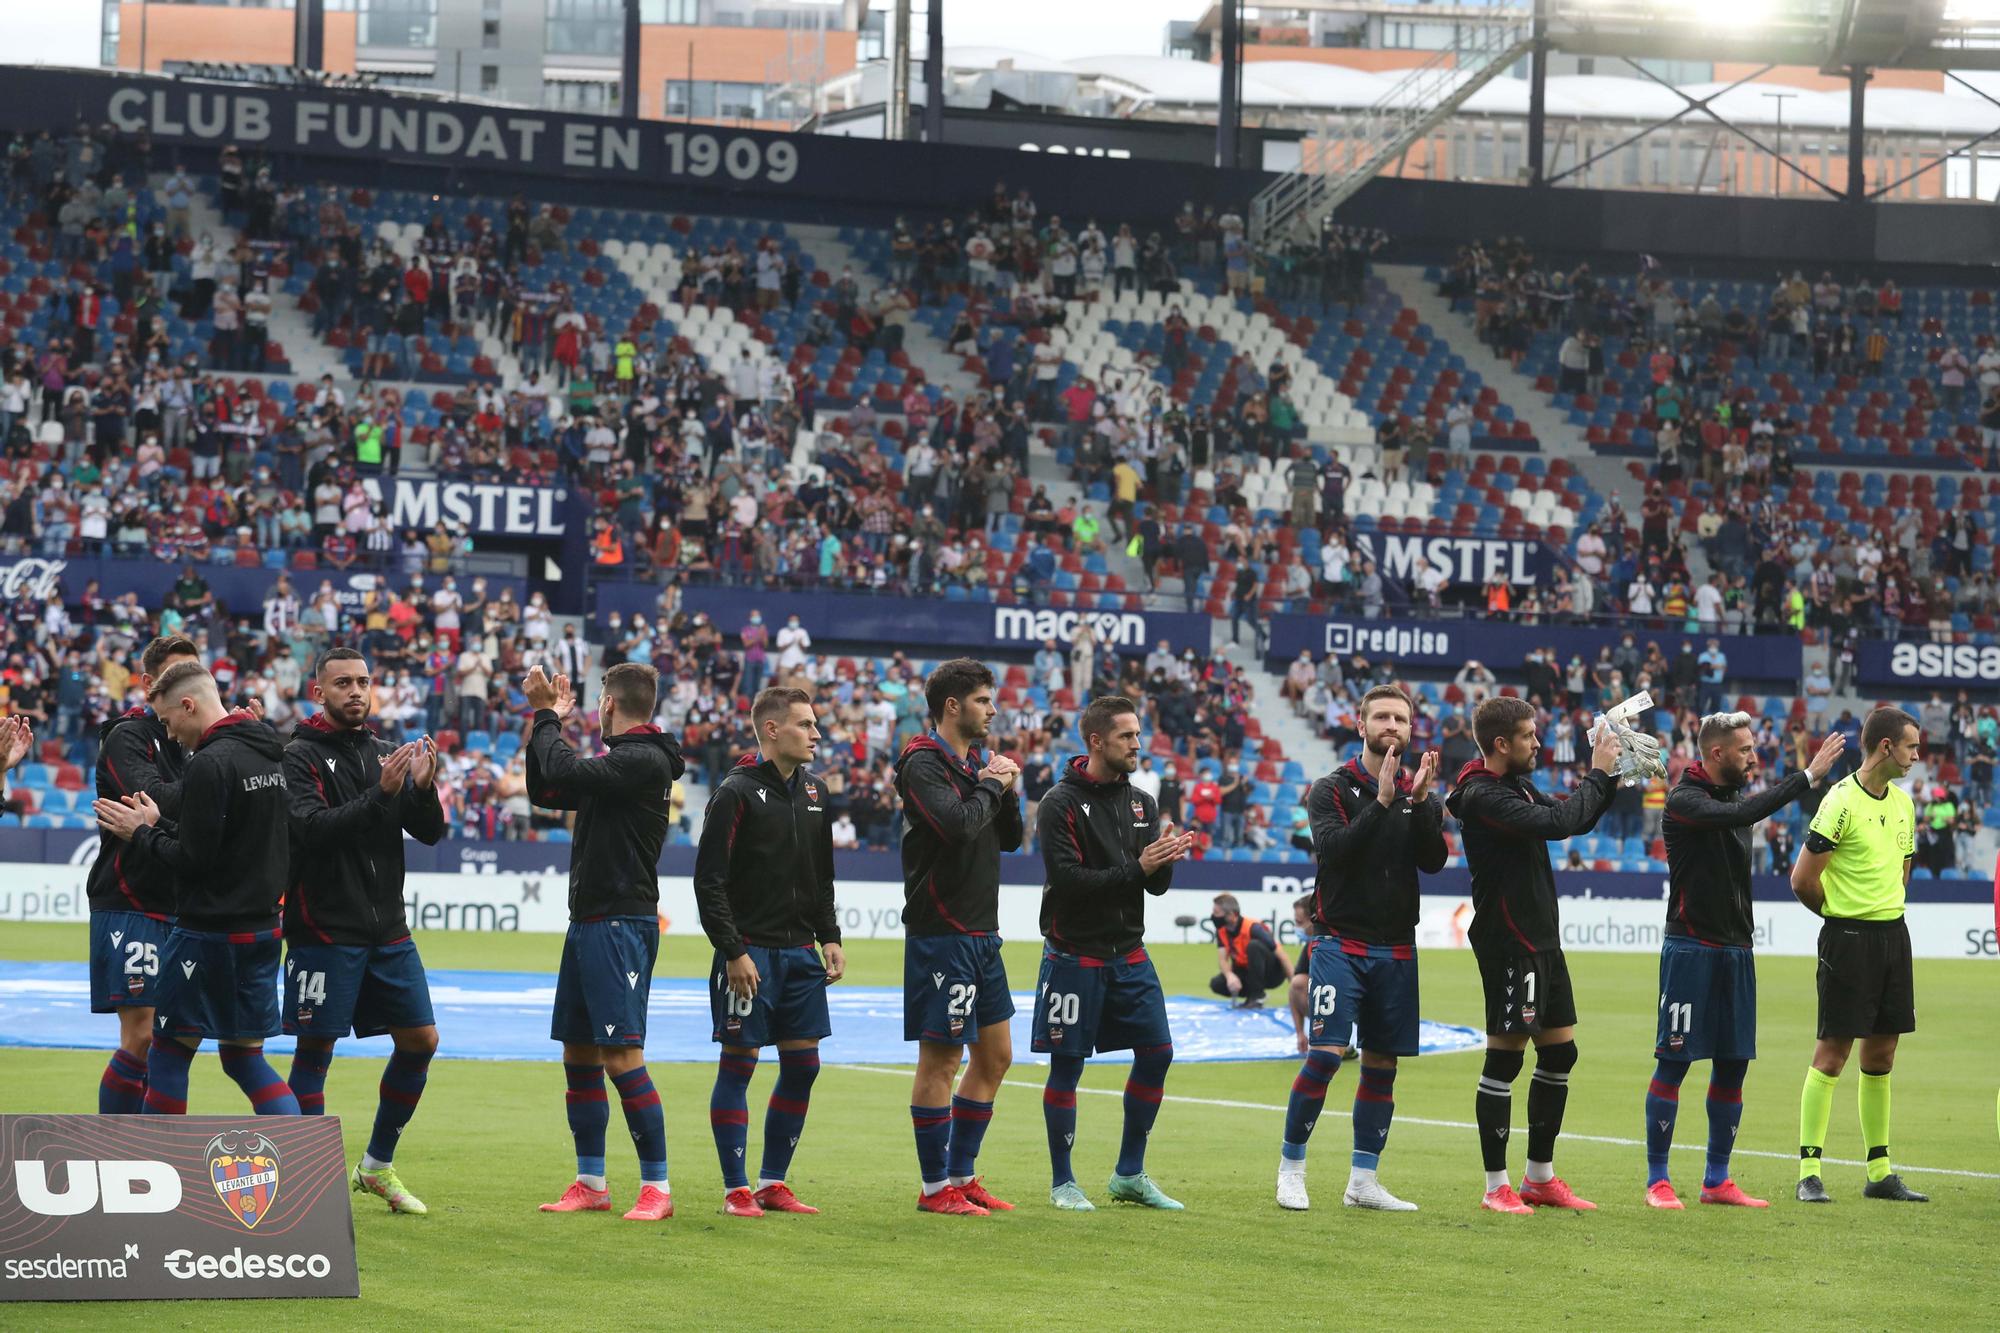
[941,49,2000,137]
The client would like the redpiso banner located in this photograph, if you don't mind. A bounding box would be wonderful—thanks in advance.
[0,1115,358,1302]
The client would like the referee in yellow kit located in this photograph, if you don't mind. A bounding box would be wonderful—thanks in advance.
[1789,706,1926,1204]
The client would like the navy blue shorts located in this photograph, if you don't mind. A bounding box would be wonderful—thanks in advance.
[711,944,832,1047]
[1306,937,1421,1056]
[154,927,283,1043]
[550,916,658,1048]
[88,909,174,1013]
[1656,935,1757,1061]
[1030,946,1172,1057]
[903,933,1014,1044]
[284,939,437,1039]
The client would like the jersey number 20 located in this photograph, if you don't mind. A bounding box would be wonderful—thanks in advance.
[1044,990,1080,1025]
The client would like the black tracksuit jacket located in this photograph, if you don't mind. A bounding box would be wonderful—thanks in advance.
[86,707,187,916]
[127,713,289,933]
[1445,760,1615,955]
[1034,756,1174,959]
[1305,756,1448,946]
[1663,764,1812,948]
[283,712,447,946]
[693,753,840,959]
[894,732,1023,937]
[525,711,685,921]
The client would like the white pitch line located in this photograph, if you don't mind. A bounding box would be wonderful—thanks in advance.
[834,1064,2000,1182]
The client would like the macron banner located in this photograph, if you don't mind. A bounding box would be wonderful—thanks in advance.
[1267,613,1805,681]
[0,1115,358,1302]
[590,585,1214,657]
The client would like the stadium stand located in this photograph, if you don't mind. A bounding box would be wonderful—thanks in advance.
[0,123,1992,887]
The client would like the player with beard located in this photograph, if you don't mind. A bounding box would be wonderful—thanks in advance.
[1644,711,1842,1210]
[1032,695,1193,1211]
[282,646,446,1215]
[893,658,1023,1216]
[1445,695,1621,1214]
[1277,685,1444,1213]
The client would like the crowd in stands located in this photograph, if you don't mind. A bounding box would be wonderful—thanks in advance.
[1437,237,2000,640]
[1281,634,1996,878]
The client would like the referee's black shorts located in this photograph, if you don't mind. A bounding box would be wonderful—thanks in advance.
[1815,916,1915,1040]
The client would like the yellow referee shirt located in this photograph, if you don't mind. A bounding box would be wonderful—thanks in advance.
[1804,774,1915,921]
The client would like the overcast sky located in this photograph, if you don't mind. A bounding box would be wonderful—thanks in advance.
[2,0,1992,99]
[0,0,1207,67]
[0,0,100,67]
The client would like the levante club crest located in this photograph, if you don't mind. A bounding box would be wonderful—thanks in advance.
[207,1130,282,1230]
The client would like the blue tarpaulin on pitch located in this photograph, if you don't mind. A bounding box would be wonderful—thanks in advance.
[0,961,1482,1064]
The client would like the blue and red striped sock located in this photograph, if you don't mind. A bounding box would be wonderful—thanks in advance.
[220,1045,301,1115]
[946,1095,995,1184]
[563,1061,608,1185]
[1351,1064,1397,1172]
[1646,1058,1689,1185]
[710,1052,757,1190]
[364,1048,431,1165]
[1116,1043,1173,1177]
[99,1048,147,1115]
[612,1066,668,1188]
[1282,1049,1342,1163]
[143,1038,195,1115]
[1705,1058,1748,1188]
[287,1042,334,1116]
[1044,1055,1085,1188]
[759,1047,819,1187]
[911,1103,952,1192]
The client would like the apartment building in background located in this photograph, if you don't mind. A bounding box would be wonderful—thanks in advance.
[102,0,867,126]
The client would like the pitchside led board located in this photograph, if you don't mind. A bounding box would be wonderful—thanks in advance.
[0,1116,358,1302]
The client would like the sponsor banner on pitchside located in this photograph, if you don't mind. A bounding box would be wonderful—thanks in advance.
[4,863,1993,959]
[0,1115,358,1302]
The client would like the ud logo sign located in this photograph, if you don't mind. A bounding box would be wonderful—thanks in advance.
[0,1115,357,1302]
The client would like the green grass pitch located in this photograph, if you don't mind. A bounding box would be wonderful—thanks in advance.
[3,923,1995,1329]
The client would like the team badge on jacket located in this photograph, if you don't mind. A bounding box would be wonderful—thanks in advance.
[207,1131,281,1230]
[1130,800,1146,822]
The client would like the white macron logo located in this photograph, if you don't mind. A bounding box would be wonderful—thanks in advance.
[755,789,768,803]
[326,757,337,773]
[110,931,124,947]
[180,960,196,979]
[604,1024,615,1036]
[626,971,638,989]
[1081,803,1091,816]
[932,972,945,989]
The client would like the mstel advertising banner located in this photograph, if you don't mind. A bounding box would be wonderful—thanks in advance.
[1266,613,1806,681]
[4,849,1994,960]
[0,1115,359,1302]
